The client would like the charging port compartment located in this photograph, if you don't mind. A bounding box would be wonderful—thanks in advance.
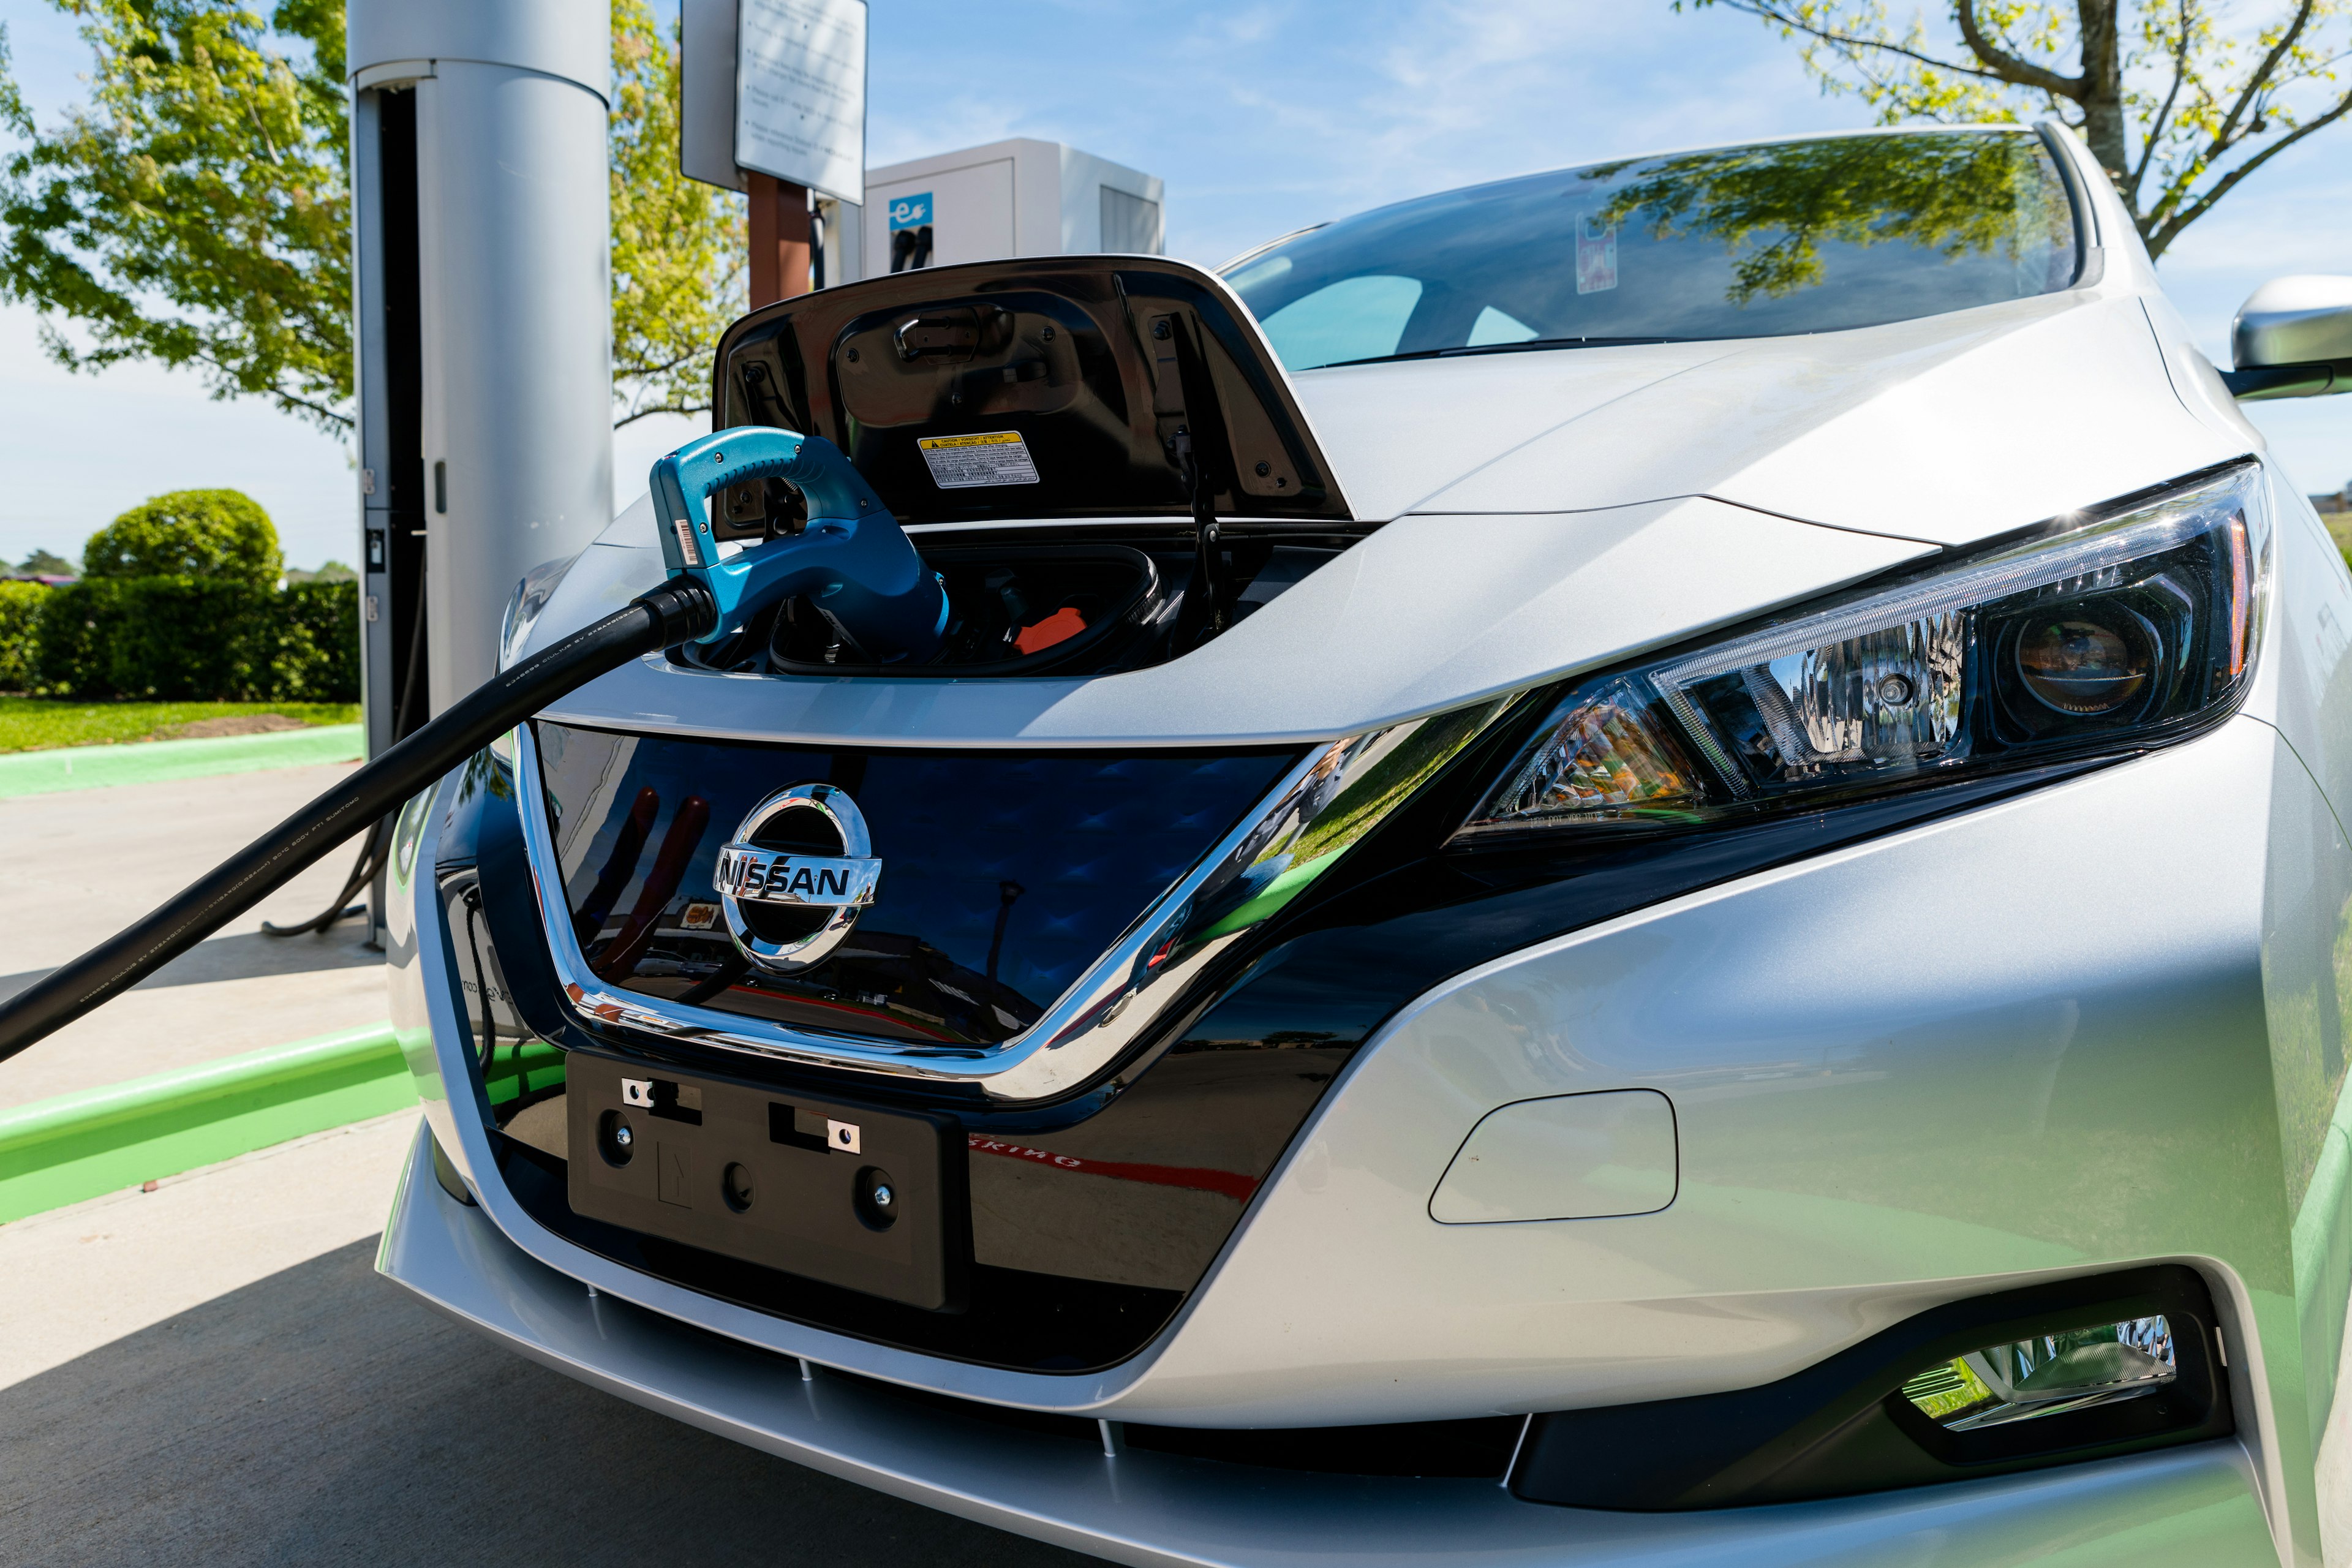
[774,541,1166,676]
[679,255,1365,682]
[671,527,1353,679]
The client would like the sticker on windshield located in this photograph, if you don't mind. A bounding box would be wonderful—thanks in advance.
[918,431,1041,489]
[1576,214,1618,295]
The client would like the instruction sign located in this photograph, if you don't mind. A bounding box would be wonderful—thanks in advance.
[734,0,867,202]
[918,432,1042,489]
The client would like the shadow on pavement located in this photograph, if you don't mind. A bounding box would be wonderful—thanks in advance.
[0,1239,1100,1567]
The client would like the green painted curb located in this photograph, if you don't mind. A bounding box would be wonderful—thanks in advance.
[0,1020,413,1223]
[0,723,364,798]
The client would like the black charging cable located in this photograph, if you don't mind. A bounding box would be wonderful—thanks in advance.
[0,579,715,1066]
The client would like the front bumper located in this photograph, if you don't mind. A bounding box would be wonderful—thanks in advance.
[380,1116,2272,1566]
[382,707,2349,1562]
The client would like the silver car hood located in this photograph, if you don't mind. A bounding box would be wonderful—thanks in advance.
[532,278,2259,747]
[1299,286,2253,542]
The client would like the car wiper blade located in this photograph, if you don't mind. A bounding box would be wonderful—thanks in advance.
[1317,336,1695,369]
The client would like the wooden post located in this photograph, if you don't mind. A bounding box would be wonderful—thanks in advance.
[747,171,812,306]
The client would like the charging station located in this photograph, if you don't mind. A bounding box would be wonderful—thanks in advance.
[864,139,1164,276]
[347,0,617,932]
[348,1,616,740]
[677,2,1163,288]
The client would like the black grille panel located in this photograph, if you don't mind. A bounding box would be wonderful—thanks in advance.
[535,723,1293,1044]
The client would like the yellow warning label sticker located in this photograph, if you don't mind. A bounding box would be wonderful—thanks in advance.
[917,430,1041,489]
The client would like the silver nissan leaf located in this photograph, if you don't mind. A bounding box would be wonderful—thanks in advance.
[378,123,2352,1564]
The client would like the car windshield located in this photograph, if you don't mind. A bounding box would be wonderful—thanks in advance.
[1225,129,2080,372]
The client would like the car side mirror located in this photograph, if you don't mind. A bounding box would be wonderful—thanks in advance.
[2222,275,2352,400]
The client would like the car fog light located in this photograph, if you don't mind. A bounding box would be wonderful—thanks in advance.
[1509,1266,2227,1511]
[1900,1314,2176,1431]
[2013,615,2151,715]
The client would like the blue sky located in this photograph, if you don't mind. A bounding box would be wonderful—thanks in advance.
[1,0,2346,569]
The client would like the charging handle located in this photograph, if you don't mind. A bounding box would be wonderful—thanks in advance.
[650,427,947,659]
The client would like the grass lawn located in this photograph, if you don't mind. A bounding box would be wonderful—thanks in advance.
[0,698,359,753]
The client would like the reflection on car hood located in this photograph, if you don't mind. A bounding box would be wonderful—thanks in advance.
[1294,290,2252,545]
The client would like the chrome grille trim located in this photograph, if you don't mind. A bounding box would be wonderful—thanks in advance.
[511,706,1502,1102]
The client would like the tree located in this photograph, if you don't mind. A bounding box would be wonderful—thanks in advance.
[1683,0,2352,257]
[17,548,76,576]
[0,2,349,429]
[0,0,745,432]
[83,488,282,586]
[611,0,746,426]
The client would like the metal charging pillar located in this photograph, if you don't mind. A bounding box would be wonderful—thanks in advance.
[348,0,615,930]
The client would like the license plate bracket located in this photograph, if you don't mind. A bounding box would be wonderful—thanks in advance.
[564,1049,967,1310]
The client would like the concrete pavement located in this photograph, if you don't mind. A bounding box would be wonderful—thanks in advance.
[0,1112,1096,1567]
[0,760,388,1107]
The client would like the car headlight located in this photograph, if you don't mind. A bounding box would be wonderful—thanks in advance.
[497,554,580,672]
[1463,462,2267,836]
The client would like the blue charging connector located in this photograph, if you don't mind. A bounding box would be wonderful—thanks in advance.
[650,427,948,660]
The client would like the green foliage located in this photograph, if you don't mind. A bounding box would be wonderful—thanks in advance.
[1591,133,2073,303]
[1679,0,2352,257]
[0,0,742,431]
[277,578,360,699]
[15,548,75,576]
[0,581,42,690]
[0,2,351,429]
[26,576,355,701]
[610,0,745,425]
[83,488,282,586]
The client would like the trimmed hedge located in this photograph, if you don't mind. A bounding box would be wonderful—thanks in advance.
[0,583,42,693]
[0,578,358,701]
